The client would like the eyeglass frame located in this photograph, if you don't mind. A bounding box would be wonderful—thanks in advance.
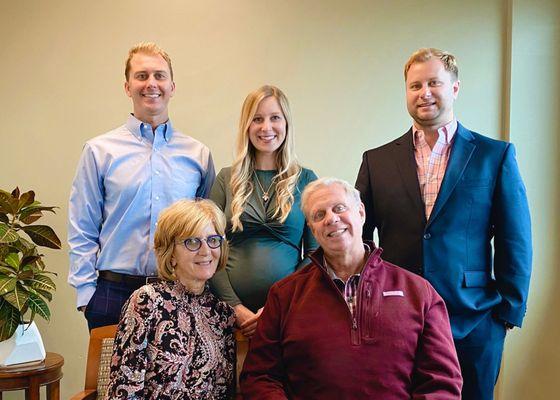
[176,234,225,252]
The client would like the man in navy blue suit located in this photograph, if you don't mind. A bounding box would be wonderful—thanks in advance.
[356,48,532,400]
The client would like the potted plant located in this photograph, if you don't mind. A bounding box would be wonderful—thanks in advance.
[0,187,61,366]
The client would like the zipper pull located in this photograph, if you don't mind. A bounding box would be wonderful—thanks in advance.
[352,318,357,330]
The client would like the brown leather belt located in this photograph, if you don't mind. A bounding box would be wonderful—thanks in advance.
[98,270,159,287]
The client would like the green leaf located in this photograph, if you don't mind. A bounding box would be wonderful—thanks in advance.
[11,188,20,199]
[4,253,20,269]
[4,283,27,311]
[0,222,19,243]
[28,293,50,321]
[0,302,20,341]
[21,225,62,249]
[0,266,16,275]
[35,289,53,302]
[0,276,17,294]
[29,274,56,291]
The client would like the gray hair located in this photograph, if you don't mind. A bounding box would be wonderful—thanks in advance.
[301,177,362,218]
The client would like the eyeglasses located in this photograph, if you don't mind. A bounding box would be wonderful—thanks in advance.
[177,235,225,252]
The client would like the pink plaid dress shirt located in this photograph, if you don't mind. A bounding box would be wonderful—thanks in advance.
[413,120,457,219]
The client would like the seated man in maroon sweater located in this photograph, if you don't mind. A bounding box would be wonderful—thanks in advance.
[240,177,462,399]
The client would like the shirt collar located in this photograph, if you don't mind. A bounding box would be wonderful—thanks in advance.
[412,119,457,148]
[322,243,371,282]
[126,114,173,143]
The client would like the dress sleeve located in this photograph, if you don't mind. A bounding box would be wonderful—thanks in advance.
[296,169,318,270]
[104,287,157,399]
[411,284,463,399]
[209,168,242,307]
[67,143,103,308]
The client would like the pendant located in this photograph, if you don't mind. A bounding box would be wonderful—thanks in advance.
[262,193,269,203]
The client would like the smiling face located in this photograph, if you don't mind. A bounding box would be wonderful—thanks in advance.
[172,223,221,291]
[124,52,175,126]
[306,184,366,257]
[248,96,287,165]
[406,57,460,131]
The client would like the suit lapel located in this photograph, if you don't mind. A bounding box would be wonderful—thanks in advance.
[427,123,476,228]
[393,130,425,218]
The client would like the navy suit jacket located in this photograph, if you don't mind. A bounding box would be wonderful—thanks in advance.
[356,123,532,339]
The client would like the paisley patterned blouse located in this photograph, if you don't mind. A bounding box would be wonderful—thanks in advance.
[105,280,236,400]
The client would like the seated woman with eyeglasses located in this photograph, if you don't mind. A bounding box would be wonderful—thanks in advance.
[105,199,235,400]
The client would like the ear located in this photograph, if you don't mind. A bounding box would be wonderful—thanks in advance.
[170,255,177,267]
[452,80,460,99]
[124,81,132,98]
[359,202,366,224]
[170,81,176,97]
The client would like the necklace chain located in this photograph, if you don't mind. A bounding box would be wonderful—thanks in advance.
[254,172,275,203]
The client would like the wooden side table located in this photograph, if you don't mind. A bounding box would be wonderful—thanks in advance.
[0,352,64,400]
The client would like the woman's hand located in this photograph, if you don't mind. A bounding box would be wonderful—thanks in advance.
[234,305,264,338]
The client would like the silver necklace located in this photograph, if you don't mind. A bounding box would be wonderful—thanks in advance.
[254,172,275,203]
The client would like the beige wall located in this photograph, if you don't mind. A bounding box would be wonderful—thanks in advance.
[0,0,557,398]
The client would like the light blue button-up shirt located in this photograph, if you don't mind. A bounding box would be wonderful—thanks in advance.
[68,115,215,307]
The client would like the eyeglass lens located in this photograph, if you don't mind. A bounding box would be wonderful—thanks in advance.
[183,235,223,251]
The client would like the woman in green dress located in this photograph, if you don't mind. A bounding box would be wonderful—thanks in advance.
[210,85,317,338]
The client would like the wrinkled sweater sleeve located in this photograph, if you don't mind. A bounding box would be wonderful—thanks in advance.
[239,286,289,399]
[411,283,463,399]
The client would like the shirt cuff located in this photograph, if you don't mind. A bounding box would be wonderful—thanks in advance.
[76,284,97,309]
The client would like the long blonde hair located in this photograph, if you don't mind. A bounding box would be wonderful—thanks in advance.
[230,85,301,232]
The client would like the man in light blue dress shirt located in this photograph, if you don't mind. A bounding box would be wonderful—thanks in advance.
[68,42,215,330]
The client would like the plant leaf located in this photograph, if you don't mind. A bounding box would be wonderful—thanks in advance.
[20,255,41,267]
[0,266,16,275]
[4,283,27,311]
[29,274,56,291]
[28,293,50,321]
[0,301,20,341]
[21,225,62,249]
[36,289,53,302]
[4,253,20,269]
[18,191,35,210]
[0,191,17,215]
[0,276,17,294]
[19,205,57,225]
[0,213,8,223]
[11,187,20,199]
[0,222,19,243]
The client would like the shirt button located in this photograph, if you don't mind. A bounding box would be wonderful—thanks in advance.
[423,233,431,240]
[155,196,160,201]
[155,170,160,175]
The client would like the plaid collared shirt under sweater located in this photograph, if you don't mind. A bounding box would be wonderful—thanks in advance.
[413,119,457,219]
[323,258,361,318]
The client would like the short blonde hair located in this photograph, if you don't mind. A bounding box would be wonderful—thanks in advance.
[125,42,173,81]
[154,199,228,281]
[404,47,458,81]
[301,177,361,219]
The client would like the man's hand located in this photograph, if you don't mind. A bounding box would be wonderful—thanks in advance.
[234,305,264,338]
[78,306,86,313]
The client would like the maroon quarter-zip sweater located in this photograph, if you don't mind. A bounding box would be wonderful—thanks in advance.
[240,243,462,399]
